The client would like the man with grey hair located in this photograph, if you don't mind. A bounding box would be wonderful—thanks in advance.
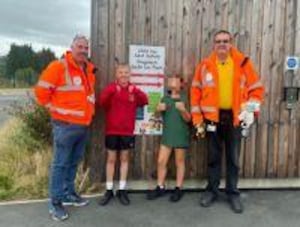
[35,34,96,221]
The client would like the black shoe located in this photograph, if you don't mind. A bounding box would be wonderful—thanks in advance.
[116,190,130,206]
[98,190,114,206]
[200,191,217,207]
[146,186,166,200]
[228,195,244,213]
[169,187,184,202]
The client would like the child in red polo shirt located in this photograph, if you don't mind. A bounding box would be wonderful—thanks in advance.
[98,64,148,206]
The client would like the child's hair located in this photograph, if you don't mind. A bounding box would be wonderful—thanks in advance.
[116,63,130,70]
[114,57,130,70]
[166,74,187,95]
[167,74,186,89]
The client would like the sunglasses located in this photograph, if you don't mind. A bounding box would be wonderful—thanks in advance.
[214,39,230,44]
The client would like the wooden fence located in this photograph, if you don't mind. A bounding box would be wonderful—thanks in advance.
[89,0,300,183]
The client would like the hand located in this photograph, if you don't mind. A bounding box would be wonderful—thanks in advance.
[175,101,186,112]
[157,102,167,112]
[238,110,254,128]
[115,84,121,93]
[195,123,206,138]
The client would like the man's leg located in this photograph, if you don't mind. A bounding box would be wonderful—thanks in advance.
[200,124,223,207]
[49,122,78,221]
[224,127,241,195]
[63,126,89,206]
[224,124,243,213]
[206,129,223,194]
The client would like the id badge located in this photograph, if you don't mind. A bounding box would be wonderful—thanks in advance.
[207,123,217,132]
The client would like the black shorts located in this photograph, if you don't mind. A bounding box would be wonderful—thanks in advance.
[105,135,135,151]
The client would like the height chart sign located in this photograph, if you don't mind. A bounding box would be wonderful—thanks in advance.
[129,45,165,135]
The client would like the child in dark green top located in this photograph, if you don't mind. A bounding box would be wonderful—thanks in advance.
[147,76,191,202]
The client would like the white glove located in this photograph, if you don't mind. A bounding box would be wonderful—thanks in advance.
[238,110,254,128]
[244,101,260,112]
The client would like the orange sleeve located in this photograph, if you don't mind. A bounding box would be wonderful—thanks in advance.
[34,60,64,107]
[244,59,265,105]
[190,62,204,125]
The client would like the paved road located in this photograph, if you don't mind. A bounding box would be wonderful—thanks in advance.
[0,90,29,127]
[0,190,299,227]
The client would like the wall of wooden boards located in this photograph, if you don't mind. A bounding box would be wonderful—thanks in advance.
[89,0,300,182]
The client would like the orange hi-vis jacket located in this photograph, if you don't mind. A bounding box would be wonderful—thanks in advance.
[190,47,264,126]
[34,51,96,126]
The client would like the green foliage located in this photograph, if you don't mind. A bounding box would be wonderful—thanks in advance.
[2,44,56,87]
[34,49,56,73]
[0,56,5,75]
[9,98,52,149]
[14,67,37,87]
[6,44,35,78]
[0,175,14,200]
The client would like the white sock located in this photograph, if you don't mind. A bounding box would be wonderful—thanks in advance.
[106,181,113,190]
[119,180,127,190]
[159,185,165,189]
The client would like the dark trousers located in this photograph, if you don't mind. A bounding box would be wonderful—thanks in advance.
[205,110,242,196]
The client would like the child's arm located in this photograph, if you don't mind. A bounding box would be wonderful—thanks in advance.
[98,84,116,108]
[175,101,191,122]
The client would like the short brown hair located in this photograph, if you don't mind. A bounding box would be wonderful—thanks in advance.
[167,74,186,90]
[214,30,232,41]
[116,63,130,71]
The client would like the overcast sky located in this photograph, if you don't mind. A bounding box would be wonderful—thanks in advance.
[0,0,91,57]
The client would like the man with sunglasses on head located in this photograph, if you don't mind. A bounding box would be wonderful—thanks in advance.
[35,34,96,221]
[190,30,264,213]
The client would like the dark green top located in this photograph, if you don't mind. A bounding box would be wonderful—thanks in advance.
[161,92,190,148]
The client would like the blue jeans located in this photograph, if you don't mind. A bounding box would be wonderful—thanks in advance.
[49,120,89,202]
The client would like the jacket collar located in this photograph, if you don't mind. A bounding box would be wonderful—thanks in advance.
[207,46,247,67]
[63,51,95,72]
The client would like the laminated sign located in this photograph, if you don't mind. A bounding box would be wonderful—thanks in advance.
[129,45,165,135]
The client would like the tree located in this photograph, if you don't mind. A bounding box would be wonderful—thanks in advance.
[6,44,35,79]
[34,48,56,73]
[4,44,56,87]
[14,67,37,87]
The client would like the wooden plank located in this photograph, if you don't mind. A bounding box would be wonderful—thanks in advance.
[278,0,296,177]
[114,0,127,62]
[164,0,176,75]
[246,0,263,178]
[220,0,229,29]
[266,0,285,177]
[295,0,300,177]
[256,0,274,178]
[240,0,254,178]
[90,0,110,182]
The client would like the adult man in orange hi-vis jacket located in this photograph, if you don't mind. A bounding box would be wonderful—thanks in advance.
[190,30,264,213]
[35,35,96,221]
